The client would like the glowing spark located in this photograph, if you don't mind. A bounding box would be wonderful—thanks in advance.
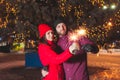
[77,29,86,36]
[69,32,78,41]
[108,22,112,26]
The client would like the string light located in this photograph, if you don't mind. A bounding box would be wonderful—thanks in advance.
[103,5,108,10]
[89,0,105,6]
[110,4,116,9]
[0,0,119,46]
[0,1,17,29]
[58,0,67,17]
[0,0,4,4]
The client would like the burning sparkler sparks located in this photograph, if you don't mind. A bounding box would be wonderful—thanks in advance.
[69,28,87,41]
[69,32,78,41]
[77,28,86,36]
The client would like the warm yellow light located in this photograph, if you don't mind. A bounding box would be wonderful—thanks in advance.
[69,32,78,41]
[103,5,108,10]
[110,4,116,9]
[77,29,86,36]
[108,22,112,26]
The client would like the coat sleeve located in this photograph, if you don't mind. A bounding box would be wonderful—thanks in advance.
[38,44,72,65]
[79,36,94,45]
[79,36,99,53]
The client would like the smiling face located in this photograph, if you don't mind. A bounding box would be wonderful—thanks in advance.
[55,23,67,37]
[45,30,54,41]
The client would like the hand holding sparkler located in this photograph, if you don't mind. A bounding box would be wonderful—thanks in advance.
[68,28,87,54]
[69,28,99,53]
[69,42,80,55]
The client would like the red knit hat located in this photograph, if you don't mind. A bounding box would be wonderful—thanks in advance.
[38,24,52,38]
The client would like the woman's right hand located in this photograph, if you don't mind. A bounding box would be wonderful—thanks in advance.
[41,69,49,77]
[69,42,80,55]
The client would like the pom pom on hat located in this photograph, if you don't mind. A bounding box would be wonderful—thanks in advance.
[38,24,52,38]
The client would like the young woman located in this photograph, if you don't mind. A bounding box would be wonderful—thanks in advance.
[38,24,79,80]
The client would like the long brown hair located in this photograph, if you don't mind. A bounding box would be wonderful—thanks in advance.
[39,35,49,45]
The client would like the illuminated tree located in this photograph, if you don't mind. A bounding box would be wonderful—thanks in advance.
[0,0,120,46]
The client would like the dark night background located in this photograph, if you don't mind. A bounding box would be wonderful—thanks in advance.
[0,0,120,47]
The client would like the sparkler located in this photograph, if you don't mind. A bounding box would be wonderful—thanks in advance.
[77,29,86,36]
[69,32,78,41]
[68,28,87,53]
[69,28,86,42]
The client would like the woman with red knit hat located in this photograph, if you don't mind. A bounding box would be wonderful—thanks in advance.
[38,24,80,80]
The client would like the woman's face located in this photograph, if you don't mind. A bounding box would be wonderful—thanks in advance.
[45,30,54,41]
